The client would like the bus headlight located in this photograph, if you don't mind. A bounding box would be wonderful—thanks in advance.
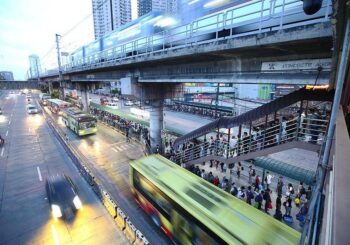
[51,204,62,218]
[73,196,82,209]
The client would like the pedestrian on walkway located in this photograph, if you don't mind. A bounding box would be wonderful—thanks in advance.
[230,183,238,196]
[207,172,214,183]
[213,176,220,186]
[254,175,261,192]
[276,176,284,197]
[246,186,254,205]
[274,195,283,221]
[283,195,293,216]
[238,186,246,200]
[265,172,273,189]
[255,191,263,209]
[306,186,312,200]
[125,126,130,142]
[220,162,224,173]
[263,188,272,214]
[248,165,254,184]
[236,162,242,179]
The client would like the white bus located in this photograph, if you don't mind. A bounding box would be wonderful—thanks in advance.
[47,99,71,115]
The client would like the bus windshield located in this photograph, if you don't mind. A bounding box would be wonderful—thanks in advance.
[79,120,96,129]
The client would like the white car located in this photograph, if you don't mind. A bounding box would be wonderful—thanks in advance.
[111,97,119,103]
[27,105,38,114]
[124,100,134,106]
[107,102,118,109]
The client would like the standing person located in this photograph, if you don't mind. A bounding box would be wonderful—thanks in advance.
[246,186,254,205]
[236,162,242,179]
[276,177,284,197]
[238,186,246,200]
[254,175,261,192]
[283,195,293,217]
[274,195,283,221]
[125,123,130,142]
[248,165,253,184]
[255,191,263,210]
[265,172,273,189]
[263,188,272,214]
[213,176,220,186]
[298,181,305,195]
[230,183,238,196]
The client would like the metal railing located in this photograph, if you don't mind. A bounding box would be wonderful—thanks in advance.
[174,116,328,163]
[55,0,331,75]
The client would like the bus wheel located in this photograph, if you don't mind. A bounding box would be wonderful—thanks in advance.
[151,212,161,227]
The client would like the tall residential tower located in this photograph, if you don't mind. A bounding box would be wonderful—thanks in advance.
[92,0,132,39]
[137,0,179,17]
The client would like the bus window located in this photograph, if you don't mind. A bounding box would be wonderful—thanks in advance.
[133,171,171,218]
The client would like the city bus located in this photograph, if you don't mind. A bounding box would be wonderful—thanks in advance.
[62,108,97,136]
[47,99,71,115]
[130,155,300,244]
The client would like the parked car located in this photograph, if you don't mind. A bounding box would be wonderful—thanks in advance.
[107,102,118,109]
[46,174,82,219]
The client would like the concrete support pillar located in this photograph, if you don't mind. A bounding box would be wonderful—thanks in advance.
[48,81,53,95]
[80,84,90,113]
[150,100,163,153]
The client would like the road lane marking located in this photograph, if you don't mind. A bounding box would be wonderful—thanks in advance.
[51,224,60,245]
[1,148,4,157]
[37,166,42,181]
[112,148,120,153]
[6,130,8,136]
[8,120,11,125]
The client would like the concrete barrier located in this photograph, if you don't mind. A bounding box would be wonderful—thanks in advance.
[134,230,150,245]
[102,191,117,218]
[124,218,136,244]
[115,207,126,231]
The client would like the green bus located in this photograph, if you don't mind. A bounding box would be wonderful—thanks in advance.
[62,108,97,136]
[130,155,300,244]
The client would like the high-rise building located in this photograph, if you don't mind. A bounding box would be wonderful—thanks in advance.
[137,0,179,17]
[28,55,41,79]
[0,71,14,81]
[92,0,132,39]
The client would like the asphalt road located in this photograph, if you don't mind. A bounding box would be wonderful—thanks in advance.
[0,91,128,244]
[43,103,169,244]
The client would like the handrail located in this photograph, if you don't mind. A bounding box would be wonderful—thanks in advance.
[174,115,328,163]
[173,87,334,149]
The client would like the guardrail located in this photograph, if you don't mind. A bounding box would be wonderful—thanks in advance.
[40,105,149,245]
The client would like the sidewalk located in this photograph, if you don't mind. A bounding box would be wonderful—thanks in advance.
[193,160,308,232]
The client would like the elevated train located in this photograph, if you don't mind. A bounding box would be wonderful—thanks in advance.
[68,0,329,68]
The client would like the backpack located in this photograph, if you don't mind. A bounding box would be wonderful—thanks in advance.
[255,194,262,202]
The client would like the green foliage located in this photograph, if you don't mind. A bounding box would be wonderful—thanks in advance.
[51,90,60,99]
[111,88,120,95]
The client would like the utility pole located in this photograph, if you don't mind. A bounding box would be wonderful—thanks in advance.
[55,34,64,99]
[215,82,220,118]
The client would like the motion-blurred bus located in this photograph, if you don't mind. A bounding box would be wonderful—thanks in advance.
[130,155,300,244]
[62,108,97,136]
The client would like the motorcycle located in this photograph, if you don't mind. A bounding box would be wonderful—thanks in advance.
[0,137,4,147]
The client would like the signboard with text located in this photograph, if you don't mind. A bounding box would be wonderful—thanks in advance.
[261,59,332,71]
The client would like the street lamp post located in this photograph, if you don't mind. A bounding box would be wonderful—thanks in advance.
[55,33,64,99]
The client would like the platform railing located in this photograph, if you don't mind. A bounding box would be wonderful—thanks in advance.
[174,116,328,163]
[59,0,331,74]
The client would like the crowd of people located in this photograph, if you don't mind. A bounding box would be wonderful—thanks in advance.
[89,103,317,227]
[185,162,312,226]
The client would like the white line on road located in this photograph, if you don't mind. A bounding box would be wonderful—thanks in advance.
[1,148,4,157]
[51,224,60,245]
[112,148,119,153]
[37,166,42,181]
[8,120,11,125]
[6,130,8,136]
